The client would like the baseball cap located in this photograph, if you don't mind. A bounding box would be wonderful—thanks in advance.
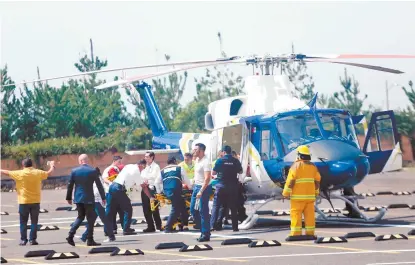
[113,155,123,161]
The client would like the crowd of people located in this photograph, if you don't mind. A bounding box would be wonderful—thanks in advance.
[1,143,321,246]
[1,143,249,245]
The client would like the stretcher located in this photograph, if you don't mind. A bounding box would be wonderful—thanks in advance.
[150,189,216,231]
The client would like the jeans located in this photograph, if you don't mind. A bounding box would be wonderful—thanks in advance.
[19,203,40,241]
[106,193,124,231]
[190,185,212,237]
[81,202,111,240]
[69,203,95,241]
[165,188,188,230]
[106,183,133,232]
[210,184,239,231]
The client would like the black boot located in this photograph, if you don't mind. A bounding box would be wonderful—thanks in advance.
[87,239,101,246]
[66,236,75,246]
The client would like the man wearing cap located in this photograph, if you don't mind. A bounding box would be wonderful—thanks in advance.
[210,146,243,232]
[155,157,191,233]
[282,145,321,238]
[102,156,125,234]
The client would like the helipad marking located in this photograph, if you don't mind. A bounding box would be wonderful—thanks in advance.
[143,249,246,262]
[283,241,370,252]
[14,249,415,264]
[7,258,42,264]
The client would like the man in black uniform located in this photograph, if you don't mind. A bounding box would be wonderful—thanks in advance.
[210,146,243,232]
[155,157,191,233]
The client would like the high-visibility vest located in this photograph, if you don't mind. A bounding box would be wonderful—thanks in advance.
[179,161,194,180]
[282,160,321,201]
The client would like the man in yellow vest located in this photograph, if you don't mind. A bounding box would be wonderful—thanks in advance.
[282,145,321,237]
[179,153,194,189]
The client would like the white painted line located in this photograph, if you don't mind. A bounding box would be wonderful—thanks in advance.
[318,221,415,229]
[366,261,415,265]
[13,249,415,265]
[0,215,166,227]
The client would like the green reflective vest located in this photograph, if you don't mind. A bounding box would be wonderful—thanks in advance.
[179,161,195,180]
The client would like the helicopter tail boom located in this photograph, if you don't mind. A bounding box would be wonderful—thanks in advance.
[136,82,168,137]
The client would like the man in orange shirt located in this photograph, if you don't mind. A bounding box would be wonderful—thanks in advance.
[1,158,56,246]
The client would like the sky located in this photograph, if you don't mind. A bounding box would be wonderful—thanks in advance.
[1,1,414,115]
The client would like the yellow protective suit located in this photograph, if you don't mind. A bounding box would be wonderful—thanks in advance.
[282,159,321,236]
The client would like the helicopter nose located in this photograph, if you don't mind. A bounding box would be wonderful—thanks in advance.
[327,160,357,187]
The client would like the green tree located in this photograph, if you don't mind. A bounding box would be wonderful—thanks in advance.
[1,39,133,144]
[330,68,368,115]
[402,80,415,108]
[395,80,415,140]
[1,65,20,144]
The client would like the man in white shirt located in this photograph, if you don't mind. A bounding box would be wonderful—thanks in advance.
[190,143,213,242]
[102,156,125,233]
[140,152,163,232]
[105,162,141,236]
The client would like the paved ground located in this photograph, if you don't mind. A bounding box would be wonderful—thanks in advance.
[1,168,414,265]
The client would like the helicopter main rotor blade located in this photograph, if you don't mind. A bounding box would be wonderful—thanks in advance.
[2,56,241,88]
[302,54,415,60]
[305,59,404,74]
[95,59,244,90]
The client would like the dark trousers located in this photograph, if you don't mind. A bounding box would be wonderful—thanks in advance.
[106,183,133,232]
[106,193,125,231]
[211,184,239,231]
[219,183,247,224]
[165,188,188,230]
[82,202,112,240]
[19,203,40,241]
[141,188,162,230]
[69,203,95,241]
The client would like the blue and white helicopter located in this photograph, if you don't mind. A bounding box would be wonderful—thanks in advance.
[15,53,413,229]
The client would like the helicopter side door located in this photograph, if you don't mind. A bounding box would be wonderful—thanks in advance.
[359,110,402,174]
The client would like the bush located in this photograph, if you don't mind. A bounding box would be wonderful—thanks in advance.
[1,128,153,165]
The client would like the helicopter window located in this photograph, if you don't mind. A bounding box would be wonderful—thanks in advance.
[276,112,359,154]
[318,113,359,146]
[369,124,380,152]
[230,99,243,116]
[261,128,270,161]
[376,118,395,151]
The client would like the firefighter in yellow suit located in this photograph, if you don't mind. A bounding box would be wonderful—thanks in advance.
[282,145,321,237]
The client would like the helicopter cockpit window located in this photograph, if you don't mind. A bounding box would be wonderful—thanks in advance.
[276,111,359,154]
[276,113,318,154]
[318,113,359,147]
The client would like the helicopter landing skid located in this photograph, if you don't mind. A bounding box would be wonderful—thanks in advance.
[239,197,276,230]
[315,193,387,223]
